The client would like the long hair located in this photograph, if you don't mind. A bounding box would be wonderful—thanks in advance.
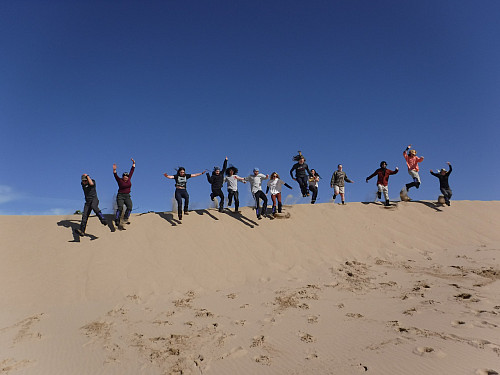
[225,165,239,176]
[175,167,185,175]
[292,150,305,162]
[270,172,280,179]
[310,169,321,179]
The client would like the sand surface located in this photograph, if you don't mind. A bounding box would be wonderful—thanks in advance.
[0,200,499,375]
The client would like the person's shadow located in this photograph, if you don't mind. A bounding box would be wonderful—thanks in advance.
[224,209,258,228]
[156,212,182,226]
[57,219,98,242]
[411,200,443,212]
[195,209,219,221]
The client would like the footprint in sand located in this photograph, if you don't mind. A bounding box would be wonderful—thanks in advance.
[451,320,471,328]
[305,350,318,360]
[194,309,214,318]
[254,355,271,366]
[345,313,364,318]
[300,333,315,343]
[307,315,319,324]
[226,293,237,299]
[413,346,446,358]
[250,335,265,348]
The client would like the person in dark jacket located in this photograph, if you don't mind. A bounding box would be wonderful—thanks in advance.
[76,174,107,236]
[206,157,228,212]
[366,161,399,206]
[113,158,135,227]
[430,162,453,206]
[290,151,311,197]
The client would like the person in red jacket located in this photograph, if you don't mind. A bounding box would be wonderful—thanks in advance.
[113,158,135,227]
[366,161,399,206]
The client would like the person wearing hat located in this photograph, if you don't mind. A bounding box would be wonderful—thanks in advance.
[113,158,135,227]
[245,168,269,219]
[402,144,424,195]
[206,157,228,212]
[164,167,206,220]
[430,162,453,206]
[76,174,107,236]
[290,151,312,197]
[224,164,246,213]
[366,161,399,206]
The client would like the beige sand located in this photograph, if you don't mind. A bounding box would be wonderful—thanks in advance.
[0,200,499,375]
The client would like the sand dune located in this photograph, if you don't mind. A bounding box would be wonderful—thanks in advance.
[1,201,499,375]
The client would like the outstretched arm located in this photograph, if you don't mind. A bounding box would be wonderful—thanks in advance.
[191,170,206,178]
[284,183,293,189]
[163,173,175,179]
[366,171,377,182]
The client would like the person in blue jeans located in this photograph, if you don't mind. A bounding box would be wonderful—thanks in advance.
[290,151,312,197]
[430,162,453,206]
[164,167,205,220]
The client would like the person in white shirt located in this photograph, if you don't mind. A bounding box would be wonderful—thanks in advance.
[266,172,292,214]
[244,168,269,219]
[224,165,246,213]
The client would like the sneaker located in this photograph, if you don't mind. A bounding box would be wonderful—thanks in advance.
[178,214,182,220]
[184,211,189,215]
[333,194,337,200]
[218,208,223,212]
[75,228,85,236]
[446,201,450,206]
[311,200,316,204]
[377,192,382,199]
[257,215,262,220]
[342,201,345,205]
[100,219,108,226]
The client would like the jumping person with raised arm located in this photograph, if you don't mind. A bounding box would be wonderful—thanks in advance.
[401,144,424,199]
[76,174,107,236]
[164,167,205,220]
[430,162,453,206]
[113,158,135,228]
[206,157,228,212]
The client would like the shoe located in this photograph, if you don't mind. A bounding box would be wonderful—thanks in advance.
[377,192,382,199]
[218,208,223,212]
[302,194,306,197]
[272,206,276,214]
[100,219,108,226]
[446,201,450,206]
[311,200,315,204]
[342,201,345,205]
[115,220,120,227]
[306,192,310,196]
[385,200,390,206]
[184,211,189,215]
[75,228,85,236]
[178,214,182,220]
[333,194,337,200]
[257,215,262,220]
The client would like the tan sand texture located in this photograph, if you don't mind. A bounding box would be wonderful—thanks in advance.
[0,200,499,374]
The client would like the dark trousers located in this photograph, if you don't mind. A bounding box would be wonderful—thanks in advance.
[116,193,132,220]
[228,189,239,211]
[296,176,309,196]
[210,189,224,210]
[254,190,268,217]
[81,198,104,231]
[440,188,452,203]
[175,189,189,216]
[309,185,318,203]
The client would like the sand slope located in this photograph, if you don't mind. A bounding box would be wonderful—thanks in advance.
[0,201,499,375]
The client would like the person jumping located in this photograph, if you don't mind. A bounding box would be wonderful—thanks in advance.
[164,167,205,220]
[430,162,453,206]
[76,174,107,236]
[266,172,292,214]
[113,158,135,227]
[206,157,228,212]
[245,168,269,219]
[402,144,424,199]
[290,151,312,197]
[366,161,399,206]
[224,164,246,213]
[330,164,354,205]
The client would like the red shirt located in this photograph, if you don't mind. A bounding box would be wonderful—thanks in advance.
[114,166,134,194]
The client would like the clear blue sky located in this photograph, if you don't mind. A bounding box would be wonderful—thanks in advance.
[1,1,499,215]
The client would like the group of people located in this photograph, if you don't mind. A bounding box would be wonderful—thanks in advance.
[76,146,453,235]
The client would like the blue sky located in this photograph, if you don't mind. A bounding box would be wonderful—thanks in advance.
[1,0,499,215]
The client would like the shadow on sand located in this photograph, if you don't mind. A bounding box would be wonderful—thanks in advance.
[156,212,182,226]
[224,209,259,228]
[56,214,116,242]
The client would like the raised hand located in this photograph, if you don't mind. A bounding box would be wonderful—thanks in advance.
[113,164,117,170]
